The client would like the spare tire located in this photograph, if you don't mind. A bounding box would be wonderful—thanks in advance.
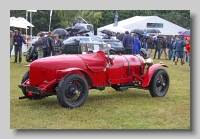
[26,45,36,62]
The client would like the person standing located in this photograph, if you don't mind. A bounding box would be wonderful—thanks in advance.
[147,36,154,58]
[35,32,45,59]
[102,34,111,39]
[142,37,147,50]
[43,31,54,57]
[160,37,168,59]
[167,38,174,60]
[132,34,142,54]
[122,31,133,54]
[13,30,27,63]
[174,35,186,65]
[52,34,64,56]
[66,29,72,38]
[153,36,162,59]
[10,30,14,58]
[185,38,190,70]
[183,38,188,62]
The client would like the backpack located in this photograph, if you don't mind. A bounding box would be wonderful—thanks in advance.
[42,37,49,49]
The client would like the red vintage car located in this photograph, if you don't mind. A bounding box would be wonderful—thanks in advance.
[18,42,170,108]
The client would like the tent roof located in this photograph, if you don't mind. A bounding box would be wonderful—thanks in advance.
[97,16,187,35]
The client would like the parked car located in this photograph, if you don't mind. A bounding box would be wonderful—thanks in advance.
[101,39,125,54]
[61,36,118,54]
[18,42,170,109]
[64,36,100,43]
[94,35,116,40]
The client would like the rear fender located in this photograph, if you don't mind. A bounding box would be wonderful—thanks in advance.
[141,63,168,88]
[57,68,93,87]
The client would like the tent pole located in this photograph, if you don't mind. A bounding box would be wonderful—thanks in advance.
[49,10,52,31]
[26,10,28,49]
[30,11,32,40]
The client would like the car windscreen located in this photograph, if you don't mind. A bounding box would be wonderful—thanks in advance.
[91,37,101,42]
[80,38,90,41]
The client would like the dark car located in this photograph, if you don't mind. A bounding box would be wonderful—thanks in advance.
[101,39,125,54]
[61,36,118,54]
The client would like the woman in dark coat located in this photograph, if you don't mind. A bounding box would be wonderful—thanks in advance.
[147,36,154,58]
[153,36,162,59]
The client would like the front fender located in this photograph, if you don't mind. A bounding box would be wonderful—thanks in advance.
[141,63,168,88]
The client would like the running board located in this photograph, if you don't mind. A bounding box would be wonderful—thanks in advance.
[120,86,148,90]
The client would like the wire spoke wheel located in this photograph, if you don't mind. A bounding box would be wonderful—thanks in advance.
[57,74,88,108]
[155,74,167,95]
[149,69,169,97]
[65,79,84,103]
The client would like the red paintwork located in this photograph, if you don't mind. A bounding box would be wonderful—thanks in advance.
[141,63,168,88]
[22,51,167,97]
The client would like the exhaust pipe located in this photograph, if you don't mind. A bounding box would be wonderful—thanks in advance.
[18,85,22,89]
[19,96,29,99]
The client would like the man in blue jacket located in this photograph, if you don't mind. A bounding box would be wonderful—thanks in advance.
[174,35,186,65]
[133,34,142,54]
[13,30,27,63]
[122,31,133,54]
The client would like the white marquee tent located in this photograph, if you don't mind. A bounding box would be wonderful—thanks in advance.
[97,16,187,35]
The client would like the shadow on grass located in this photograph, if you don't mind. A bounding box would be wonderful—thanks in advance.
[17,88,161,110]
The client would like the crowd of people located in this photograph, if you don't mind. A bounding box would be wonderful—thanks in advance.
[10,29,190,71]
[116,31,190,70]
[10,30,65,62]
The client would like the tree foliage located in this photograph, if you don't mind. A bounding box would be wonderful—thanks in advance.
[10,10,190,36]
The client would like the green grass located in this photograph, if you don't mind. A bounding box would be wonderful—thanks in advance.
[10,50,190,129]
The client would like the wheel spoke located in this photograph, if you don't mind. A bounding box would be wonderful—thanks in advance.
[155,74,164,94]
[156,74,167,95]
[64,79,84,103]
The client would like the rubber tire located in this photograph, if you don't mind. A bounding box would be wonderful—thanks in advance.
[149,69,170,97]
[21,71,32,99]
[57,74,88,108]
[26,46,35,62]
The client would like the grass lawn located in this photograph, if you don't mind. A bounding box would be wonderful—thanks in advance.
[10,50,190,129]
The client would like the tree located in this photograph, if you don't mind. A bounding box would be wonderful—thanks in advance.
[10,10,190,36]
[10,10,61,36]
[54,10,102,27]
